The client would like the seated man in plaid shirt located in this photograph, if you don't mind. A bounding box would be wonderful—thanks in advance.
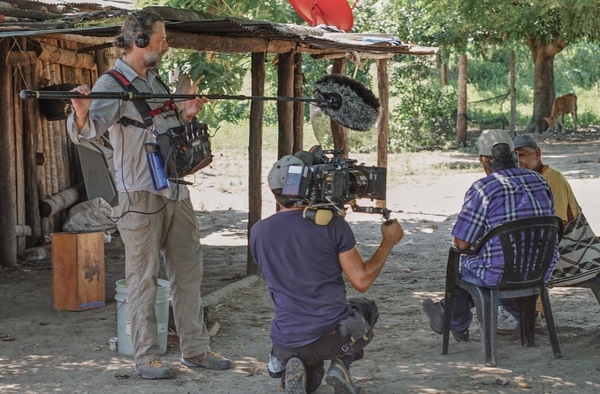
[422,129,559,341]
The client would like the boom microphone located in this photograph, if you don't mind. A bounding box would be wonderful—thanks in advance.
[20,74,381,132]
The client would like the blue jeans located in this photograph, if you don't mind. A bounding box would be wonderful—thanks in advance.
[447,269,520,330]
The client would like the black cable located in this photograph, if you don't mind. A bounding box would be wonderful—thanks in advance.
[107,98,176,224]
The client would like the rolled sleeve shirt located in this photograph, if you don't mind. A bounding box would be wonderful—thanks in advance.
[66,58,188,200]
[452,168,559,287]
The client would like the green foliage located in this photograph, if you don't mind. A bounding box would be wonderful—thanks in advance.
[555,43,600,90]
[388,58,457,151]
[578,111,600,128]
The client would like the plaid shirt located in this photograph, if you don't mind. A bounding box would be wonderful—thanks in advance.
[452,167,558,287]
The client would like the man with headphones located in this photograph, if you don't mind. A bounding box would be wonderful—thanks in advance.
[66,10,230,379]
[422,129,559,341]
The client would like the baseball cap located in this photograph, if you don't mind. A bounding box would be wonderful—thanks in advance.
[267,155,305,190]
[477,129,514,156]
[513,134,539,150]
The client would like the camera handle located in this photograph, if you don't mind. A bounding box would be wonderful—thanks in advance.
[349,204,394,224]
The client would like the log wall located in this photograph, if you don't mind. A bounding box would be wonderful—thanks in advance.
[0,35,112,267]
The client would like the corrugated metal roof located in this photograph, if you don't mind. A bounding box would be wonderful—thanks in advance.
[0,2,437,57]
[9,0,133,10]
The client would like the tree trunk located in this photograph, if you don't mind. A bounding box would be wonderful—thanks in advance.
[456,54,467,146]
[526,36,567,134]
[510,50,516,136]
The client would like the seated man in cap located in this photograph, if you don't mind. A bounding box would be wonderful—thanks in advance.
[500,134,600,330]
[422,129,559,341]
[250,153,404,394]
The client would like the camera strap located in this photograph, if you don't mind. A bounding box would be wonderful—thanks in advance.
[103,69,177,129]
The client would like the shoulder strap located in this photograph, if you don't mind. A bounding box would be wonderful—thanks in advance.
[103,69,153,128]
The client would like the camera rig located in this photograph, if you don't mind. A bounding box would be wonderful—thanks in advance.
[282,146,390,220]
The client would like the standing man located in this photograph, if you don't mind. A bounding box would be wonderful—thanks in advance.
[66,10,231,379]
[251,153,404,394]
[422,130,559,339]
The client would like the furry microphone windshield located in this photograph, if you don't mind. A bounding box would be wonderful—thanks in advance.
[312,74,381,132]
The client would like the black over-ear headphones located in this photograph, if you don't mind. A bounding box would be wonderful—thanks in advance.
[131,12,150,48]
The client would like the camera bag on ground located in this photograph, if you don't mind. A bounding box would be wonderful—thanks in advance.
[104,70,213,182]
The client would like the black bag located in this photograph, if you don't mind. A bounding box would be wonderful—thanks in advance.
[157,117,213,181]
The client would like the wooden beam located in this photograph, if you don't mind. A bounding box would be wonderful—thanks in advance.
[246,52,265,277]
[37,33,114,45]
[167,31,296,54]
[38,41,96,69]
[6,50,38,67]
[312,53,395,61]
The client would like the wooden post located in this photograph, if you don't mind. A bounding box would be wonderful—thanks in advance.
[376,59,389,209]
[292,53,304,153]
[247,52,265,276]
[23,59,42,247]
[441,63,448,87]
[277,51,295,158]
[457,54,467,146]
[510,50,517,135]
[330,58,348,157]
[0,39,18,267]
[13,50,26,252]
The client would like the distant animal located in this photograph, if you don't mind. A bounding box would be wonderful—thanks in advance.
[544,93,577,133]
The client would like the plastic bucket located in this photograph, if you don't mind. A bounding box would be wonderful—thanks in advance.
[114,279,171,357]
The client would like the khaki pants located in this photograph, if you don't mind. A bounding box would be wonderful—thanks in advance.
[116,191,209,364]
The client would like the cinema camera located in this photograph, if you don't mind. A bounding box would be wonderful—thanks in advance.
[282,146,391,221]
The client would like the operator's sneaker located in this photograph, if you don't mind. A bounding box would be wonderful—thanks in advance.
[284,357,307,394]
[325,359,359,394]
[181,350,232,370]
[134,358,172,379]
[497,306,544,334]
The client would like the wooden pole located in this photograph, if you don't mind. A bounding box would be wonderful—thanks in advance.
[277,51,295,158]
[38,41,96,69]
[457,54,467,146]
[510,50,517,135]
[292,53,304,154]
[0,39,19,267]
[330,58,348,157]
[16,225,32,237]
[376,59,389,210]
[39,184,82,218]
[441,63,448,87]
[247,52,265,277]
[13,48,26,252]
[23,60,42,246]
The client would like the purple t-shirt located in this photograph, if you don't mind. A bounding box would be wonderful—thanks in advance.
[250,209,356,348]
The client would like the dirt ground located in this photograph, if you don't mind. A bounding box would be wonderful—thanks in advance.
[2,130,600,394]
